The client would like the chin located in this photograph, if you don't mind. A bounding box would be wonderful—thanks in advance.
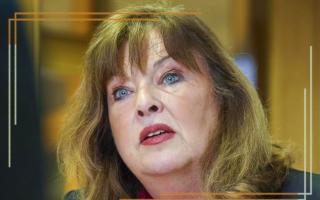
[141,151,193,175]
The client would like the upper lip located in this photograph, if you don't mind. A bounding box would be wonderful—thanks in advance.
[139,123,175,143]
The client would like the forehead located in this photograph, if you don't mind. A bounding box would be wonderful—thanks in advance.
[106,28,202,83]
[122,30,168,72]
[123,31,168,65]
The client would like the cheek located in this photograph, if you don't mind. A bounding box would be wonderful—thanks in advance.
[108,102,136,155]
[168,83,217,150]
[173,86,214,126]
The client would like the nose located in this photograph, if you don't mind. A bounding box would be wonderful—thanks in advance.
[136,86,163,117]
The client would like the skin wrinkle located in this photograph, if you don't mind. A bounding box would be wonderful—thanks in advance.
[107,30,219,198]
[56,4,293,200]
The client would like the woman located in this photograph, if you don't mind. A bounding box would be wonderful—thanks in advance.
[58,3,317,200]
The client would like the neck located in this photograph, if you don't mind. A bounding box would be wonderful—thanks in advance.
[138,163,203,199]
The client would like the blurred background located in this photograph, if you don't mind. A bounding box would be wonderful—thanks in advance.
[1,0,319,199]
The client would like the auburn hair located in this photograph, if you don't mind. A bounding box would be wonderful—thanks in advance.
[57,2,292,200]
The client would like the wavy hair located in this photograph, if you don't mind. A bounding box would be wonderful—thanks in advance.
[57,2,292,200]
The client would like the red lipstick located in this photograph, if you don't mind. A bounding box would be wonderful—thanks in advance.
[139,123,175,145]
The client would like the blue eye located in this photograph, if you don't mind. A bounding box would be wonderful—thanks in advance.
[113,87,131,101]
[162,72,181,85]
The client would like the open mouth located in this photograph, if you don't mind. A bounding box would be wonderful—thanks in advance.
[140,123,175,145]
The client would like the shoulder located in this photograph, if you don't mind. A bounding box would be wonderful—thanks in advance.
[279,168,320,200]
[63,190,81,200]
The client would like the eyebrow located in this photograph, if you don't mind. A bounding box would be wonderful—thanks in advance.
[110,55,172,83]
[153,55,171,69]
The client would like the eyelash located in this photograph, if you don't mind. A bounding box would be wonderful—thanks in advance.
[160,70,183,85]
[112,86,132,101]
[112,70,183,101]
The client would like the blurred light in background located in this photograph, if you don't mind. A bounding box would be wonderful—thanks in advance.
[235,53,257,87]
[3,0,319,199]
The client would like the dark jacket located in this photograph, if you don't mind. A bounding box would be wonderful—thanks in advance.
[64,169,320,200]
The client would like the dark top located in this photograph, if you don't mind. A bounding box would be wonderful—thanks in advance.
[64,169,320,200]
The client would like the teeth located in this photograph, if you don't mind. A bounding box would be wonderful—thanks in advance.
[147,130,165,137]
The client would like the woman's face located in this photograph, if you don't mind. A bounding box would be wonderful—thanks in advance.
[107,31,219,177]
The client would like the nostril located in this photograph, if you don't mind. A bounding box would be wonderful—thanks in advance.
[137,105,159,117]
[138,110,144,117]
[149,105,159,112]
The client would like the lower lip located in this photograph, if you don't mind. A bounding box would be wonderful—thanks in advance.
[141,132,175,145]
